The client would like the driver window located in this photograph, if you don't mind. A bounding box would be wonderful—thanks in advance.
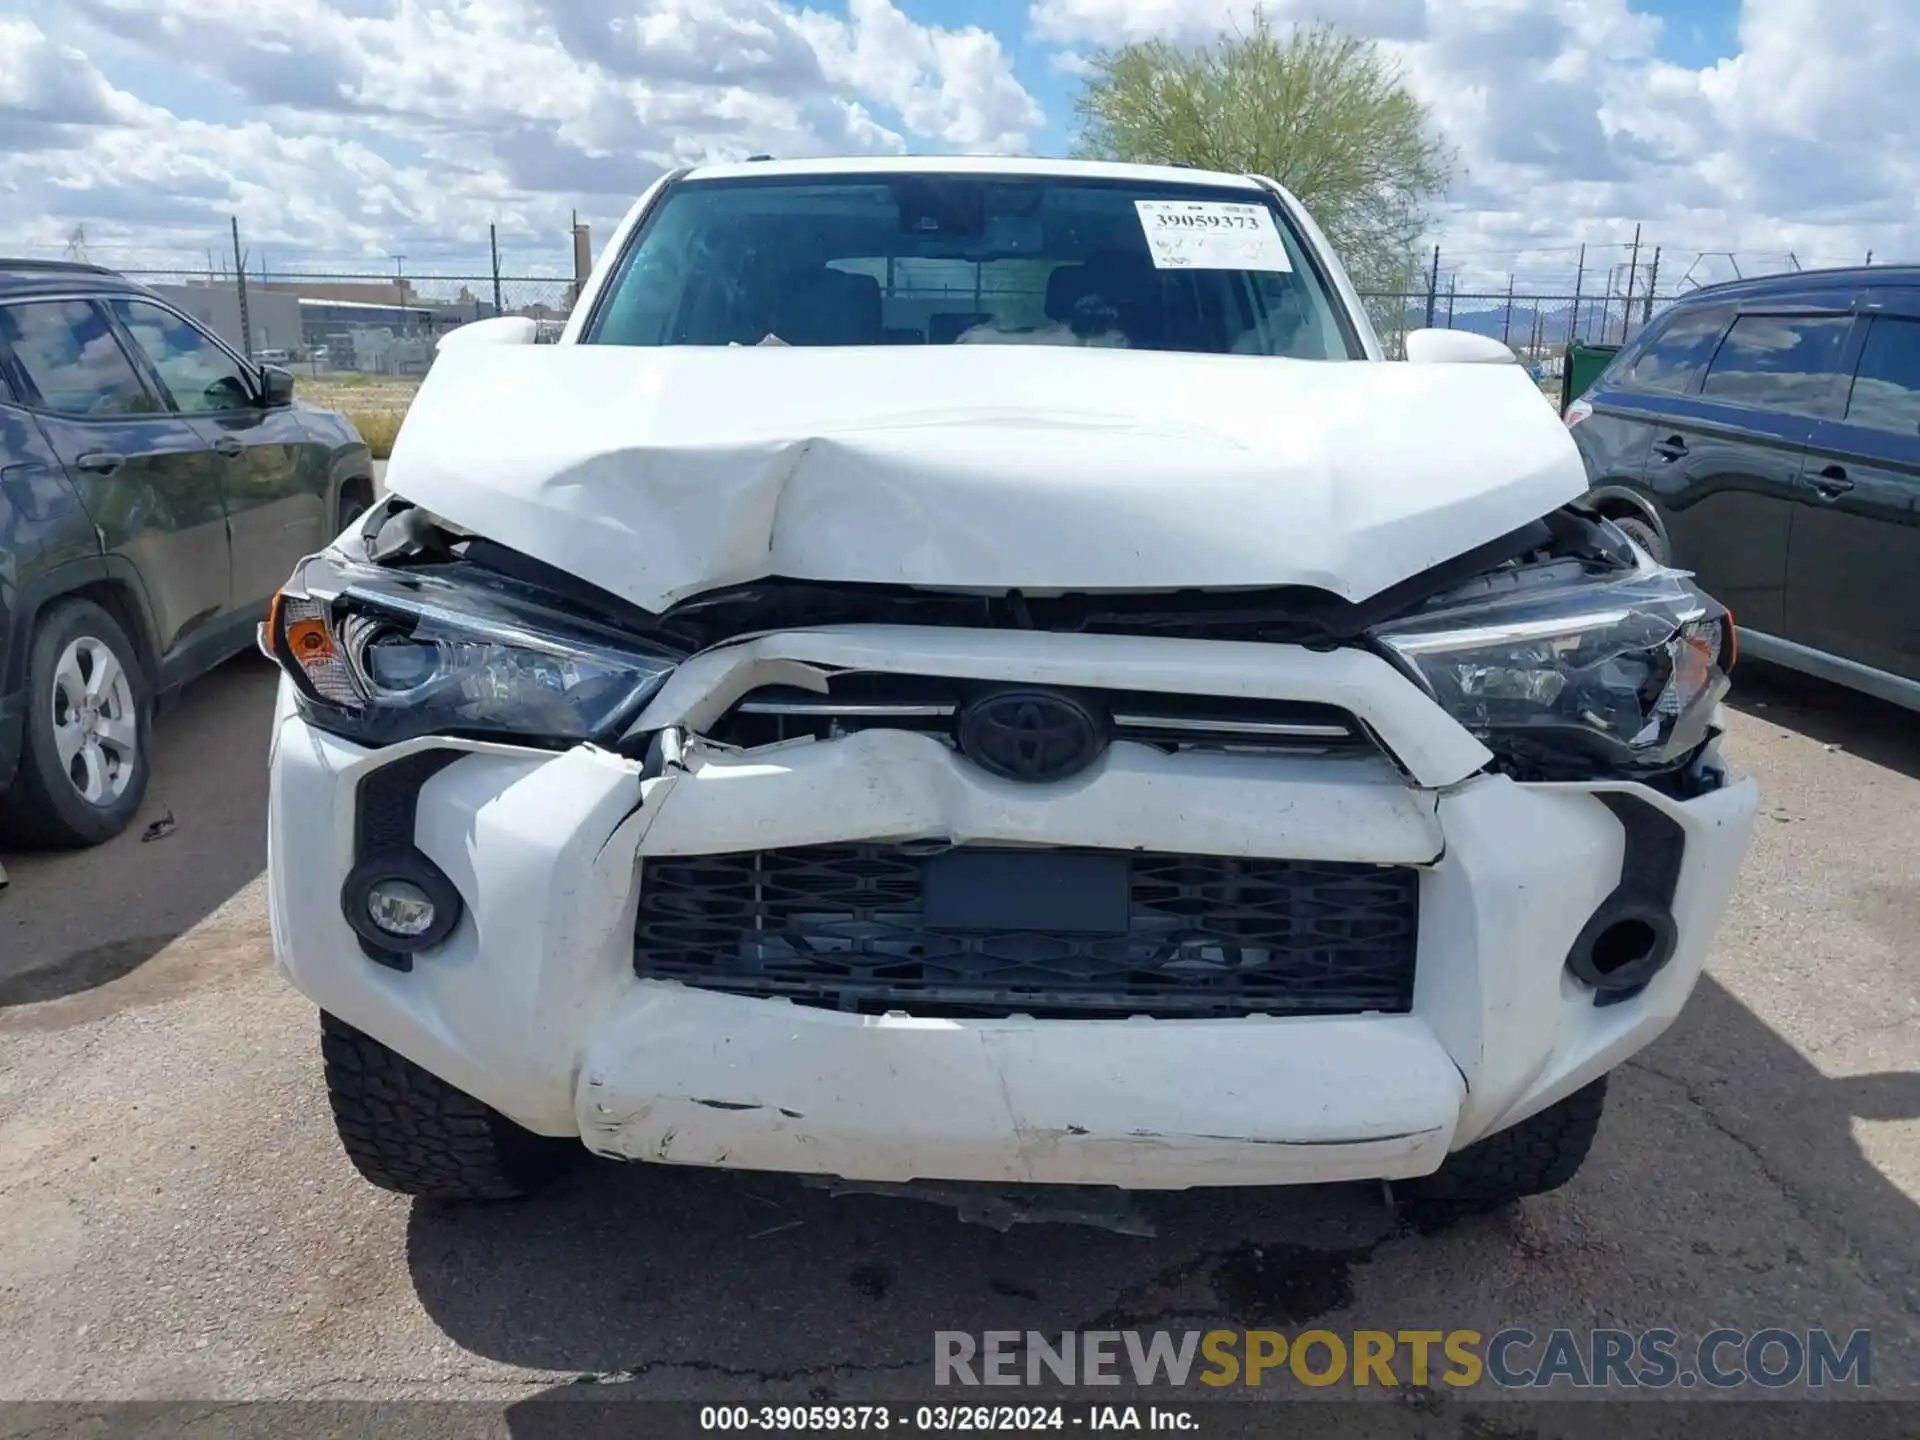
[109,299,253,413]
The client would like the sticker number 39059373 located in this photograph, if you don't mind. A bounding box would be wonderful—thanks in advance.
[1133,200,1294,272]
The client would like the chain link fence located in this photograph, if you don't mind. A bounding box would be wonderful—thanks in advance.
[1359,289,1674,370]
[105,261,1694,438]
[116,268,578,378]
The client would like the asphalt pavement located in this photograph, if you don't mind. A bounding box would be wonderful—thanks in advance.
[1,654,1916,1409]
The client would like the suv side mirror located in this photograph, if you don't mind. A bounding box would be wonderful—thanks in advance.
[436,316,540,352]
[1404,328,1519,366]
[258,364,296,408]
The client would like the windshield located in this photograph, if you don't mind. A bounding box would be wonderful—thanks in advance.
[582,173,1360,359]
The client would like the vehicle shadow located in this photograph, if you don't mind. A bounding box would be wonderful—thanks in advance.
[405,974,1920,1404]
[1726,659,1920,782]
[0,654,278,1007]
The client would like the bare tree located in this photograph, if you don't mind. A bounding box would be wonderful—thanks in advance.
[1072,13,1452,296]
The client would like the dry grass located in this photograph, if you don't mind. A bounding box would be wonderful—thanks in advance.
[293,373,421,459]
[343,409,407,460]
[298,375,421,413]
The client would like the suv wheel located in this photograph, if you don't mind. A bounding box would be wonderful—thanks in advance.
[320,1012,577,1200]
[1608,514,1667,565]
[337,476,374,535]
[1407,1076,1608,1211]
[0,599,150,847]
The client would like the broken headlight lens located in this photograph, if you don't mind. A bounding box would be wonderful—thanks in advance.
[1372,567,1734,777]
[266,552,679,748]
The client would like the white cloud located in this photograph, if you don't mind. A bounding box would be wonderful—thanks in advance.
[0,16,146,145]
[0,0,1042,265]
[800,0,1042,151]
[1,0,1914,290]
[1031,0,1919,293]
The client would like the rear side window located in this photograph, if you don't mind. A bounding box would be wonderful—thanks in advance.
[1844,317,1920,436]
[1699,313,1853,417]
[1617,305,1732,393]
[0,300,160,417]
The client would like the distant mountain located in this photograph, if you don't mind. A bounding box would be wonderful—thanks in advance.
[1386,298,1638,348]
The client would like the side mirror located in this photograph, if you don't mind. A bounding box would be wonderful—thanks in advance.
[436,316,540,353]
[1404,328,1519,366]
[257,364,296,408]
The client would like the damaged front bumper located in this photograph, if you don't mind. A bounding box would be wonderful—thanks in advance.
[266,629,1757,1191]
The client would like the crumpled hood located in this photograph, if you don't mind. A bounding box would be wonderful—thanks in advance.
[384,343,1586,614]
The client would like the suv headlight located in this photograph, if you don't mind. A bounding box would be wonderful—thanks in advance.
[265,552,679,748]
[1372,567,1734,777]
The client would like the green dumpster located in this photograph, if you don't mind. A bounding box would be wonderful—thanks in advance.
[1561,342,1620,414]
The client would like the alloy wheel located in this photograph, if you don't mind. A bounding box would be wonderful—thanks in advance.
[49,635,139,806]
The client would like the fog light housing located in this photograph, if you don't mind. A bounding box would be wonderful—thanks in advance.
[342,854,463,965]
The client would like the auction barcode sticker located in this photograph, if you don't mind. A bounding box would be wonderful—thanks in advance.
[1134,200,1293,271]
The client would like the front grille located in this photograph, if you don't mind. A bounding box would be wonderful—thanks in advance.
[633,845,1419,1020]
[709,673,1381,761]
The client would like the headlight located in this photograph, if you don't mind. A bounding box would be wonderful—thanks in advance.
[266,551,679,748]
[1372,567,1734,777]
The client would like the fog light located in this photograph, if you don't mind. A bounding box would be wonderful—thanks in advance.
[366,878,437,938]
[341,855,463,966]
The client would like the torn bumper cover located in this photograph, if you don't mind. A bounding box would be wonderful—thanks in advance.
[266,627,1757,1191]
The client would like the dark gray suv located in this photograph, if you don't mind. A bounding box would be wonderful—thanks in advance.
[1570,264,1920,712]
[0,260,375,845]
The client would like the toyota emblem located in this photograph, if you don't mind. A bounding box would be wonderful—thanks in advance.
[956,690,1107,783]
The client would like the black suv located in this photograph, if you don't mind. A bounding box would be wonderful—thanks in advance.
[0,260,375,845]
[1571,265,1919,711]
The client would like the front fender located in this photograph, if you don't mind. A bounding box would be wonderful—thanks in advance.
[1581,483,1670,543]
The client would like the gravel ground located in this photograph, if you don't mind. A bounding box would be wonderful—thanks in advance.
[1,655,1916,1413]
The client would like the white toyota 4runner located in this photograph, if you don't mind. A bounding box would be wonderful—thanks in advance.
[263,157,1757,1209]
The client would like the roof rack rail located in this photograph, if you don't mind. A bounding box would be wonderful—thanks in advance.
[0,257,117,275]
[746,154,774,162]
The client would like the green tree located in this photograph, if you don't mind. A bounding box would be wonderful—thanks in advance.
[1072,14,1452,297]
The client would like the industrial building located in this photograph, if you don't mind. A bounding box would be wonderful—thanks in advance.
[146,282,302,359]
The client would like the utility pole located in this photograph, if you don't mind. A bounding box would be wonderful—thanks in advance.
[230,216,252,360]
[1502,274,1515,346]
[1424,245,1440,329]
[1620,224,1642,343]
[570,213,593,312]
[1570,243,1586,347]
[390,254,406,306]
[1641,246,1661,326]
[489,224,503,315]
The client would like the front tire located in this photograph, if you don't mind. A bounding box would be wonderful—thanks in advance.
[1608,514,1667,566]
[0,598,150,848]
[320,1013,576,1200]
[337,476,374,535]
[1408,1076,1607,1210]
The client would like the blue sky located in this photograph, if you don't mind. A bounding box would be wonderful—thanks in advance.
[2,0,1910,290]
[1647,0,1741,66]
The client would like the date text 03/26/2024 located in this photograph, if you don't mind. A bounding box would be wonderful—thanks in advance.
[700,1406,1187,1431]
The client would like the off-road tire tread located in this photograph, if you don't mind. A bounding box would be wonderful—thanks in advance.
[320,1012,574,1200]
[338,477,375,534]
[1410,1076,1608,1208]
[1609,515,1667,565]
